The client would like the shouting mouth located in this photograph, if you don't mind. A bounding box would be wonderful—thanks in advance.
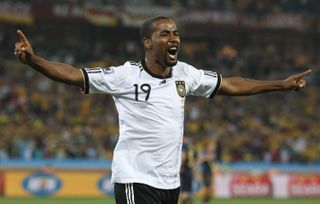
[167,45,179,61]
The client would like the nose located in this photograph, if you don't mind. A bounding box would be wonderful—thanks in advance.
[169,33,180,43]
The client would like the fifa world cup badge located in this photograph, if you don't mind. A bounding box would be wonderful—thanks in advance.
[103,67,114,74]
[175,81,186,98]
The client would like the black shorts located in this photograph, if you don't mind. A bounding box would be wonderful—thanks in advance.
[114,183,180,204]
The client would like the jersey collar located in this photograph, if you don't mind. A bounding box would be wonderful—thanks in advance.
[141,60,172,79]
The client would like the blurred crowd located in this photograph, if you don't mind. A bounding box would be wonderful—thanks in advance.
[0,6,319,164]
[103,0,320,15]
[15,0,319,16]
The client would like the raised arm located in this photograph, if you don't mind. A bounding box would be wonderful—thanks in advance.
[14,30,83,88]
[218,69,312,96]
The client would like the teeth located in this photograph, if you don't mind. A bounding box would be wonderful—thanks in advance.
[168,46,178,59]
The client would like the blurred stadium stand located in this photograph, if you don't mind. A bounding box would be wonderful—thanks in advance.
[0,0,319,166]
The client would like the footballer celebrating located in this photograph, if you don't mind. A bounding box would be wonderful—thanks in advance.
[15,16,311,204]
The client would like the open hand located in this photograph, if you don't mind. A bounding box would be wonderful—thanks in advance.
[14,30,34,64]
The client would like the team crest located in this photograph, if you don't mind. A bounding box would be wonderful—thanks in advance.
[175,81,186,98]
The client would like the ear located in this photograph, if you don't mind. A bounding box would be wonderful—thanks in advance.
[143,37,152,49]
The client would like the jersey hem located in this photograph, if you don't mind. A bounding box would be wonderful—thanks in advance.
[111,178,181,190]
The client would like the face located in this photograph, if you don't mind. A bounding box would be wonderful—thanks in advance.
[148,19,180,67]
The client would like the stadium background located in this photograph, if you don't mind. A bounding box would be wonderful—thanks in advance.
[0,0,319,203]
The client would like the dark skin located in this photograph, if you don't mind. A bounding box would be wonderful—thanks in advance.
[14,18,311,95]
[143,18,180,77]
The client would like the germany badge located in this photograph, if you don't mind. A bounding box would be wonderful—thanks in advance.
[175,81,186,98]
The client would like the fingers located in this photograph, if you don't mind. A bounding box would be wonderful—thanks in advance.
[295,69,312,80]
[14,42,26,55]
[17,29,29,45]
[15,30,33,57]
[297,79,306,88]
[15,42,22,55]
[294,80,306,91]
[14,42,18,55]
[294,78,306,91]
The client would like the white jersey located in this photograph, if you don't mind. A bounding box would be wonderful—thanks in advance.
[81,60,221,189]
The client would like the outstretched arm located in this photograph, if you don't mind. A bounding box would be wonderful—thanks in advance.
[218,69,312,96]
[14,30,83,88]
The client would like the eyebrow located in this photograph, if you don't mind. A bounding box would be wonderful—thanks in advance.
[159,29,178,33]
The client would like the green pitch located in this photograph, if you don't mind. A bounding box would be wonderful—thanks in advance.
[0,198,320,204]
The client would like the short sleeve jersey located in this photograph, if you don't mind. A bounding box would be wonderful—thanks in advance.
[81,60,222,189]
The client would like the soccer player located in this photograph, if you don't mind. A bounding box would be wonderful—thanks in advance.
[14,16,311,204]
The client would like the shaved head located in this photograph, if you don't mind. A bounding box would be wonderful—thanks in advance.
[140,16,174,43]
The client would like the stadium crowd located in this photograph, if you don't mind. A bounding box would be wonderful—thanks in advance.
[1,29,319,164]
[0,1,319,164]
[95,0,320,15]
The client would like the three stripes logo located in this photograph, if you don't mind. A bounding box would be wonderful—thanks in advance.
[125,183,135,204]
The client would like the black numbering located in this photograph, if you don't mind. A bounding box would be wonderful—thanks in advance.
[134,83,151,101]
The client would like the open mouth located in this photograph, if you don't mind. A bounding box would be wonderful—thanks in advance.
[167,46,178,60]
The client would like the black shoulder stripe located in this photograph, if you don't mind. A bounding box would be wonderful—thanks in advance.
[138,61,143,70]
[87,71,101,74]
[86,68,102,73]
[81,68,90,94]
[129,61,139,66]
[138,62,143,70]
[209,74,222,99]
[87,68,100,70]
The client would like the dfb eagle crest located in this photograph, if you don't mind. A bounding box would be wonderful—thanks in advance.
[175,81,186,98]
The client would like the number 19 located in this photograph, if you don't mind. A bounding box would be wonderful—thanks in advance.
[134,84,151,101]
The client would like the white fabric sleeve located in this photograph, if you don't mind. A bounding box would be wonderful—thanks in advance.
[81,65,127,96]
[187,65,222,98]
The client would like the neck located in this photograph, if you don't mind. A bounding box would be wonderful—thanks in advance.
[144,57,171,77]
